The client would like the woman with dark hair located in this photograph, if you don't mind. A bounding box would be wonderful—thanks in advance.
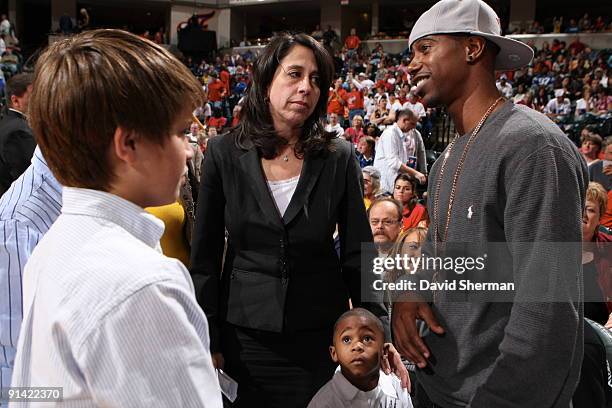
[191,32,404,407]
[392,174,428,231]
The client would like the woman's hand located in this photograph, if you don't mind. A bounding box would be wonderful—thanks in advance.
[382,343,411,391]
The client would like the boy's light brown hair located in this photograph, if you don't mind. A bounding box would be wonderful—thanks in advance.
[29,29,204,190]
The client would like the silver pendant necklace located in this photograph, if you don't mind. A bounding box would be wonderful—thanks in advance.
[281,141,298,162]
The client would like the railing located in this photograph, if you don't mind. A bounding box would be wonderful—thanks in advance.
[426,108,455,151]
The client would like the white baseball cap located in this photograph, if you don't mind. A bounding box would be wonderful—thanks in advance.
[409,0,533,71]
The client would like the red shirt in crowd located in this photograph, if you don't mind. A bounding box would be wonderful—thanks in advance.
[569,40,585,54]
[220,70,231,94]
[402,204,428,231]
[345,35,361,50]
[344,127,365,145]
[327,88,347,115]
[346,90,364,111]
[208,116,227,129]
[208,79,226,102]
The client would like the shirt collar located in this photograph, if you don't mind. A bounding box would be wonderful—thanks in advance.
[8,108,25,117]
[61,187,165,248]
[393,123,406,138]
[31,147,58,182]
[331,368,383,402]
[31,147,63,204]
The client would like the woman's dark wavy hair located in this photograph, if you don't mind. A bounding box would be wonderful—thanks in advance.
[394,173,419,212]
[235,32,335,159]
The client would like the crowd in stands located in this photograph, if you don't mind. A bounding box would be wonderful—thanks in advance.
[514,13,612,35]
[188,25,610,158]
[495,36,611,143]
[0,14,22,82]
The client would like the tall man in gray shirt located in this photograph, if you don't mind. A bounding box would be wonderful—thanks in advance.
[392,1,588,407]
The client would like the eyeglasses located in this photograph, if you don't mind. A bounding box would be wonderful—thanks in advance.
[369,219,400,227]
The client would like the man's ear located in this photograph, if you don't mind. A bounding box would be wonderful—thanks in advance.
[465,36,487,63]
[329,345,338,363]
[112,127,139,164]
[10,94,19,110]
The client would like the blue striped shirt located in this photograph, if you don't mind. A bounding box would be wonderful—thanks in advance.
[0,147,62,391]
[10,187,222,407]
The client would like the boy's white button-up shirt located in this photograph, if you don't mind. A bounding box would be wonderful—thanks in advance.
[10,187,222,407]
[308,367,413,408]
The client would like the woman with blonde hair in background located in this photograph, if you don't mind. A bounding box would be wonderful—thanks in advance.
[383,226,428,300]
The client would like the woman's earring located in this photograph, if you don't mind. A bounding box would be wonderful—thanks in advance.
[467,55,474,62]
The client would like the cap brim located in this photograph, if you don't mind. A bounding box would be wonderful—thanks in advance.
[472,32,534,71]
[409,31,534,71]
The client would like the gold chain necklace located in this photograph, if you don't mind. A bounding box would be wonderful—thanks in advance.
[433,96,504,251]
[430,96,504,302]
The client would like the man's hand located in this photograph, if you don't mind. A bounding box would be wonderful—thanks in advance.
[606,313,612,330]
[603,164,612,176]
[415,172,427,185]
[212,352,225,369]
[382,342,411,391]
[392,294,444,368]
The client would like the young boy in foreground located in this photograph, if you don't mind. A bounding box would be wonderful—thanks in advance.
[9,30,222,407]
[308,308,413,407]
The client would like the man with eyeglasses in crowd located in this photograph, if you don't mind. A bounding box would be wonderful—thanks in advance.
[368,197,404,256]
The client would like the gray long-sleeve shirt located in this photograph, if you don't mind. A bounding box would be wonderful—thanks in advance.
[416,101,588,408]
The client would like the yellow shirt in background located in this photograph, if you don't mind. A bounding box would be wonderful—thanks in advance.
[145,201,190,267]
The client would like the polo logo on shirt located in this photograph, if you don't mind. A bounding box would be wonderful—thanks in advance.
[467,205,474,220]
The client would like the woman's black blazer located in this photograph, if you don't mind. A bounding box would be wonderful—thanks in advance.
[190,131,385,352]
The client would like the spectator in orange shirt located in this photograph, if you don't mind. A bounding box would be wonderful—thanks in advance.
[346,82,364,122]
[327,78,347,126]
[219,65,231,94]
[207,107,227,132]
[344,28,361,51]
[207,72,226,108]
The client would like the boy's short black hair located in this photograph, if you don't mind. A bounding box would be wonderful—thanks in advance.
[332,308,384,343]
